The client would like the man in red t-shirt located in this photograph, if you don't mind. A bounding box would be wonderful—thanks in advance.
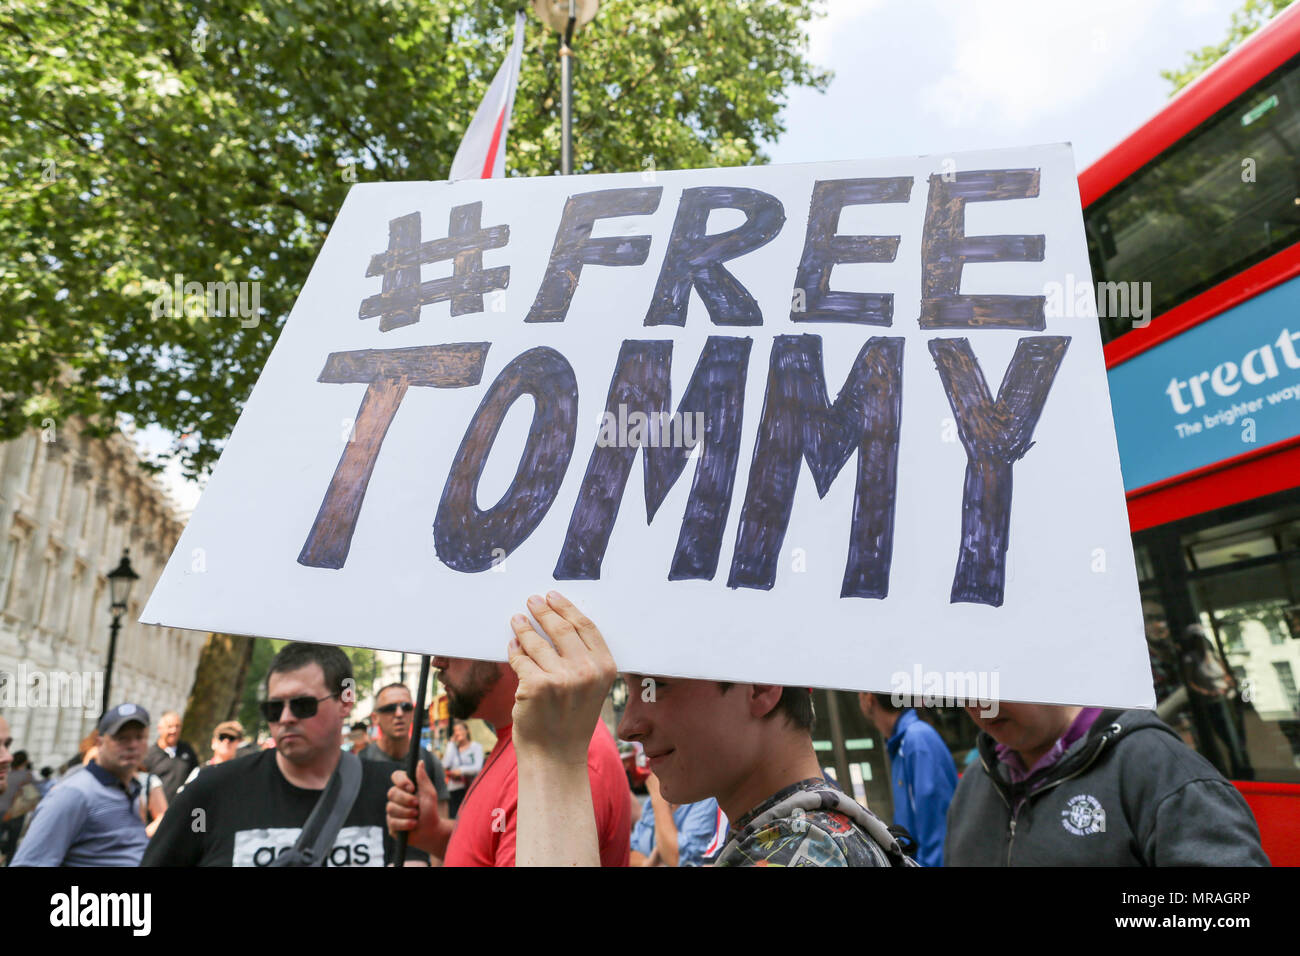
[386,655,629,866]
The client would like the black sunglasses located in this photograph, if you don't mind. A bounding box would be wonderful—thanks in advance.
[259,694,337,723]
[216,733,240,743]
[375,702,415,715]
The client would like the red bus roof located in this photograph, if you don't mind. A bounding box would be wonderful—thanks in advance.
[1080,3,1300,206]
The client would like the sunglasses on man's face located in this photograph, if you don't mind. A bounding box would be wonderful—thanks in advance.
[375,702,415,715]
[259,694,337,723]
[216,733,240,743]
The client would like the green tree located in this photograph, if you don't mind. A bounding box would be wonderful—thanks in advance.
[181,631,254,760]
[0,0,828,478]
[1162,0,1294,94]
[236,637,287,737]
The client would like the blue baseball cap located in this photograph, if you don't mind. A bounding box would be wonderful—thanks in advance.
[97,703,151,736]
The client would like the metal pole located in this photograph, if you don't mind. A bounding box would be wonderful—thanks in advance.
[102,613,121,714]
[824,690,854,796]
[399,652,406,684]
[393,654,432,866]
[560,2,576,175]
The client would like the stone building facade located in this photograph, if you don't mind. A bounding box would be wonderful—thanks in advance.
[0,423,205,769]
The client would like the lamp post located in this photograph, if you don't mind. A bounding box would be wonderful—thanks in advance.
[533,0,599,175]
[102,549,139,714]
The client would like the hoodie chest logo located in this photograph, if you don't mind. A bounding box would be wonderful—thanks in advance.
[1061,793,1106,835]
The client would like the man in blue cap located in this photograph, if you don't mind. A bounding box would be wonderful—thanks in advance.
[11,703,151,866]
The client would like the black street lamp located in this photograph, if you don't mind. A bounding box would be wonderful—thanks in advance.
[102,549,139,714]
[533,0,599,175]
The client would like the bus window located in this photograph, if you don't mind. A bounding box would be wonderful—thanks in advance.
[1183,510,1300,783]
[1085,53,1300,342]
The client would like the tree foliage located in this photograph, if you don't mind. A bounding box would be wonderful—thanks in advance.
[0,0,828,477]
[181,631,254,760]
[1162,0,1294,94]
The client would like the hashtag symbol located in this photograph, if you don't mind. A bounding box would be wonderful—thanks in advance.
[359,202,510,331]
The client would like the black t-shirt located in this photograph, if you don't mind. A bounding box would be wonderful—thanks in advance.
[142,749,408,867]
[143,741,200,802]
[359,744,450,803]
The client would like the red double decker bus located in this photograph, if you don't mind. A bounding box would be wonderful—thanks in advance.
[1082,4,1300,865]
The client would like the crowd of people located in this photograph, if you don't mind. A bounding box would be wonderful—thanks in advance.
[0,591,1271,866]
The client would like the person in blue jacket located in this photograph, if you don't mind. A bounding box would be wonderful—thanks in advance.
[859,693,958,866]
[630,774,727,867]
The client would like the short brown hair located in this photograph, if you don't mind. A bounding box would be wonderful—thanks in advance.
[267,642,353,697]
[716,683,815,732]
[375,683,410,704]
[213,720,245,739]
[866,692,906,713]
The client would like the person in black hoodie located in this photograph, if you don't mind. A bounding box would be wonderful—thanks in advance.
[945,702,1269,866]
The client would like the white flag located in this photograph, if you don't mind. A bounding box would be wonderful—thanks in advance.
[449,11,527,181]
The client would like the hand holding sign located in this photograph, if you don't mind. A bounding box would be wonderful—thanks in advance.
[508,591,616,763]
[386,763,445,856]
[509,591,614,868]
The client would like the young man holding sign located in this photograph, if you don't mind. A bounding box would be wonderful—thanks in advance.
[503,591,913,868]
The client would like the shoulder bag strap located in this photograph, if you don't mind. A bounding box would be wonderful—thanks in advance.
[271,752,364,867]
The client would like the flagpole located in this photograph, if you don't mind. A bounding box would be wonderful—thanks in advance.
[560,1,576,174]
[534,1,598,176]
[393,654,432,866]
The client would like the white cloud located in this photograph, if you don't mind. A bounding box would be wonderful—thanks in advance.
[806,0,886,65]
[919,0,1165,130]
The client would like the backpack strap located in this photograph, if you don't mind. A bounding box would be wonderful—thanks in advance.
[886,823,919,859]
[728,785,919,867]
[271,752,363,867]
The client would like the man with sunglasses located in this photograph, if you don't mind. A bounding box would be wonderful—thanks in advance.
[144,643,415,866]
[361,684,449,824]
[180,721,248,791]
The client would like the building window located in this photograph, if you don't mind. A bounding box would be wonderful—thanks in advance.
[1274,661,1300,714]
[37,552,58,628]
[17,434,37,498]
[0,536,18,612]
[64,564,86,641]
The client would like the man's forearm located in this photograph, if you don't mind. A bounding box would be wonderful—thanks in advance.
[515,754,599,867]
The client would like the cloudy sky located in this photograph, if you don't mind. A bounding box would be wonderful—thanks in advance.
[769,0,1246,170]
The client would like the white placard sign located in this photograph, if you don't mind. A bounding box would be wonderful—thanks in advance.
[142,144,1154,708]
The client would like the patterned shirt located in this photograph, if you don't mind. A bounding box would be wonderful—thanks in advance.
[714,778,906,867]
